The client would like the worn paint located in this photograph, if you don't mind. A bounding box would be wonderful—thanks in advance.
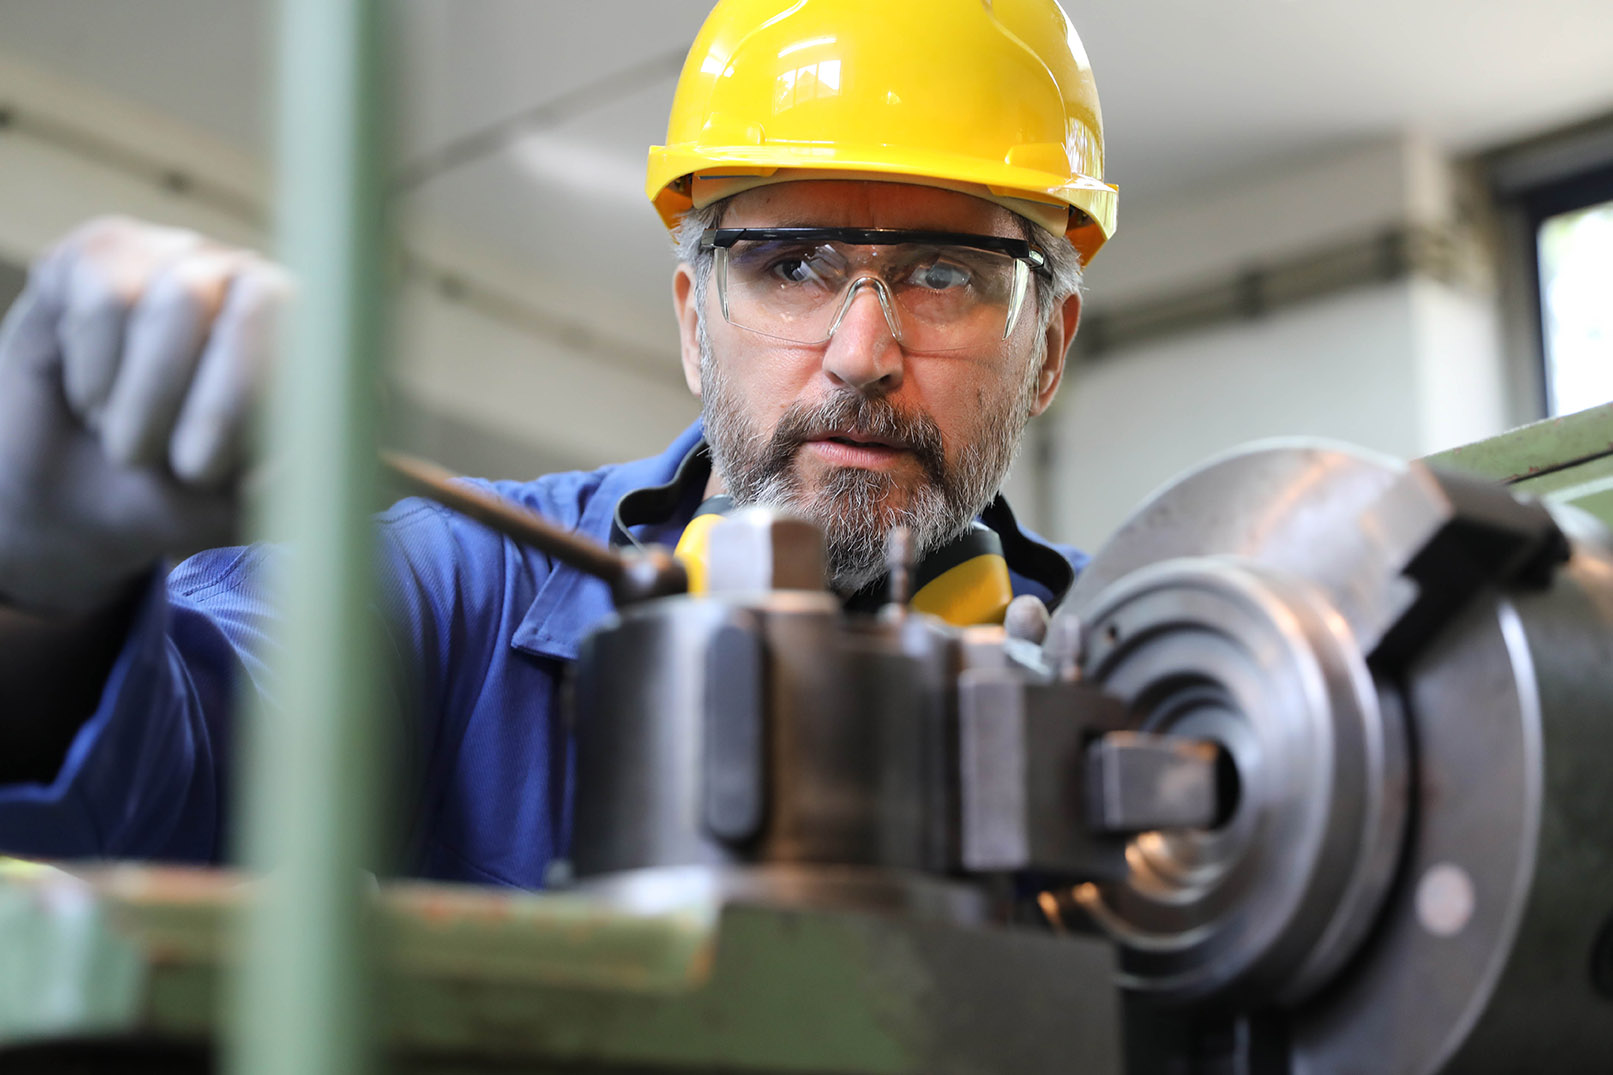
[1427,401,1613,487]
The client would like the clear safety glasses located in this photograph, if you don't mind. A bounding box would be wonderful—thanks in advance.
[701,228,1049,351]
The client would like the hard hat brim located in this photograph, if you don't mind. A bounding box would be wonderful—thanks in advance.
[648,144,1118,264]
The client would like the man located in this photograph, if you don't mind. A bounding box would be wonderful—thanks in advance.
[0,0,1115,886]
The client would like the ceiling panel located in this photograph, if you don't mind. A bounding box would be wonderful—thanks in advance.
[1080,0,1613,197]
[395,0,710,158]
[401,75,690,355]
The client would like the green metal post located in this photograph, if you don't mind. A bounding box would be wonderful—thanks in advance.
[229,2,389,1074]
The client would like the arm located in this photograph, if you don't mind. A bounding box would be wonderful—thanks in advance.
[0,221,556,870]
[0,217,288,856]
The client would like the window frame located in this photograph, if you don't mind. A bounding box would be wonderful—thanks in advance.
[1523,167,1613,416]
[1485,117,1613,421]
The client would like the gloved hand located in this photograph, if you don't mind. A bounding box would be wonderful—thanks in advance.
[0,216,290,615]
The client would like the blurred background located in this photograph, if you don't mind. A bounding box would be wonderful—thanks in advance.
[0,0,1610,551]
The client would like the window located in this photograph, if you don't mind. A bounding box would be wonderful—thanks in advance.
[1538,197,1613,415]
[1487,122,1613,422]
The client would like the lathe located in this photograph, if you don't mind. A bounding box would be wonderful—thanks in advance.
[3,403,1612,1073]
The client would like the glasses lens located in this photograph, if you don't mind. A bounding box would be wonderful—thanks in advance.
[717,239,1024,349]
[723,239,849,342]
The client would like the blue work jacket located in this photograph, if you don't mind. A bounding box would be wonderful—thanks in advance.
[0,420,1085,888]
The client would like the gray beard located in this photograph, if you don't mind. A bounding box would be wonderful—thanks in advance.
[697,321,1042,593]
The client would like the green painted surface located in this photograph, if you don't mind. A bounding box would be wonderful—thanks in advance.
[0,863,143,1046]
[1425,401,1613,531]
[1510,452,1613,529]
[378,883,718,993]
[384,905,913,1072]
[1426,401,1613,485]
[0,867,1120,1073]
[0,869,718,1051]
[230,2,392,1074]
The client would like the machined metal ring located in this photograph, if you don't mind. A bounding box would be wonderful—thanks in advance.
[1073,555,1408,1007]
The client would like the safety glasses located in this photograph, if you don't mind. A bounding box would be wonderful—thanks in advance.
[700,228,1048,351]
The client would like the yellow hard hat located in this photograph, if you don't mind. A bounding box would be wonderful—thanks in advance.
[647,0,1117,263]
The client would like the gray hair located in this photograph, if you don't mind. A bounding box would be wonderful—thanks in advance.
[671,195,1084,340]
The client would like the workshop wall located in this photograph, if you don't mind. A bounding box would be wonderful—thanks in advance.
[1047,135,1508,550]
[0,51,697,484]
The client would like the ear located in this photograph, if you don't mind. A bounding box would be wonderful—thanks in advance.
[1028,289,1082,417]
[672,263,703,397]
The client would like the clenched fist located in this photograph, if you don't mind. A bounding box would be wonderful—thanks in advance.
[0,216,290,615]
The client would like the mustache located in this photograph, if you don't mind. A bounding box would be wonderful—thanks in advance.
[759,392,947,487]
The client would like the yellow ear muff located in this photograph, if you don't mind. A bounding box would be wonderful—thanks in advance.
[910,551,1014,626]
[672,509,727,596]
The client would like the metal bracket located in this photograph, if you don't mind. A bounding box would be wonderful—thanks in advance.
[957,671,1131,881]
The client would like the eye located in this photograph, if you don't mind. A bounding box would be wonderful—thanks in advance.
[769,255,825,284]
[733,242,845,288]
[729,237,845,284]
[908,259,973,291]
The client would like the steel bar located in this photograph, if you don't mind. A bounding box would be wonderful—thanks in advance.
[228,2,389,1074]
[382,451,625,584]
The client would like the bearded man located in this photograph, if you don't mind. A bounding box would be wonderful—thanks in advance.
[0,0,1115,885]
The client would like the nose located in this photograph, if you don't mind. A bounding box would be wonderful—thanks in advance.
[821,278,905,394]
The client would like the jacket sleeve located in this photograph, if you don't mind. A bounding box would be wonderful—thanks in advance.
[0,496,487,865]
[0,550,254,862]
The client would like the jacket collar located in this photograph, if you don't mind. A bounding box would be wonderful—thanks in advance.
[510,421,706,661]
[610,440,714,552]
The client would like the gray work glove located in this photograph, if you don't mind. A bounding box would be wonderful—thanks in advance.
[0,216,290,615]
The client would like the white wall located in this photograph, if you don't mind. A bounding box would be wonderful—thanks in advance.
[1052,284,1420,549]
[1409,276,1508,454]
[1048,135,1511,552]
[1088,134,1465,305]
[0,72,263,257]
[390,272,695,472]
